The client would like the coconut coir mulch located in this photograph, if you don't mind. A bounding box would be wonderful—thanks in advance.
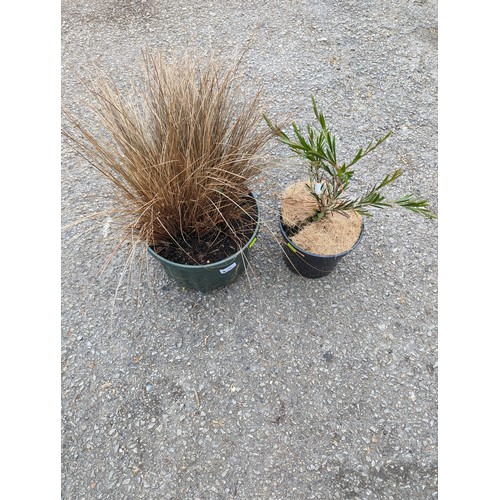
[281,181,362,256]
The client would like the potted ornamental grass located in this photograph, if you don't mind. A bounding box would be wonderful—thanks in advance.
[264,96,436,279]
[63,51,273,292]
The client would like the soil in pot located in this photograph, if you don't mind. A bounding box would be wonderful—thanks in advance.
[151,196,258,265]
[281,181,362,255]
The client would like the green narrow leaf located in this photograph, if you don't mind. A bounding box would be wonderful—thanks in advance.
[378,169,403,189]
[312,95,319,120]
[393,195,437,219]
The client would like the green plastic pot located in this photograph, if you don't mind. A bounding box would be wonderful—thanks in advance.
[147,196,260,292]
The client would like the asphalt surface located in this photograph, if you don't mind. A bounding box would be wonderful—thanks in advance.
[61,1,438,498]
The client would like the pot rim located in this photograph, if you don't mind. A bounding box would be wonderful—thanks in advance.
[147,194,260,270]
[279,215,364,259]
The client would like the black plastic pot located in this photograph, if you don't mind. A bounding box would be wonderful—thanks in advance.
[147,196,260,292]
[279,216,364,279]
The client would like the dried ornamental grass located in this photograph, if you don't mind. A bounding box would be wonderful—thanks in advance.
[63,51,273,266]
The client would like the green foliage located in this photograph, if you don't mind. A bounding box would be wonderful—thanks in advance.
[264,96,436,222]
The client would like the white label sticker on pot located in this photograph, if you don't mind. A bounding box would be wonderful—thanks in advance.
[220,262,237,274]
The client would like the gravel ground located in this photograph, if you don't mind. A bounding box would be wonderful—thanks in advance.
[61,1,438,498]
